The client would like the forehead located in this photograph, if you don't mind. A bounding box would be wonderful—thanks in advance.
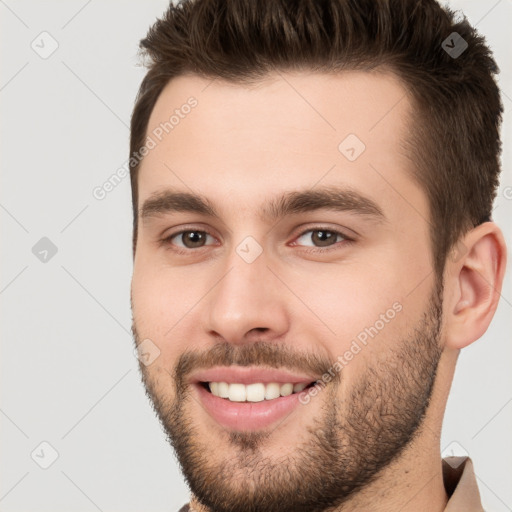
[137,70,425,225]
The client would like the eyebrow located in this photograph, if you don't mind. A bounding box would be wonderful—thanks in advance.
[140,186,386,224]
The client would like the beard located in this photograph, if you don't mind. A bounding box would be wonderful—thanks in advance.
[132,282,444,512]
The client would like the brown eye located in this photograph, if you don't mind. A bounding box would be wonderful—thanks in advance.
[167,230,215,249]
[295,229,346,248]
[311,230,338,247]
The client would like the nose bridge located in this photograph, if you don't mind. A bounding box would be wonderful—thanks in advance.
[203,240,289,344]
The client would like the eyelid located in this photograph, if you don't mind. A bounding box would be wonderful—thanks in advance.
[162,226,219,249]
[291,223,356,242]
[161,224,355,252]
[289,225,354,252]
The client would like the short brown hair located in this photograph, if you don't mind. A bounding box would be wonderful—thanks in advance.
[129,0,503,279]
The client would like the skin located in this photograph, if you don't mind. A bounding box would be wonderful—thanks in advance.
[130,70,507,512]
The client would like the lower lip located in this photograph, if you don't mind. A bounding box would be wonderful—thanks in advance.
[194,384,305,431]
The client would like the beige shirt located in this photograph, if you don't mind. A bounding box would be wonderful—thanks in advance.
[178,456,485,512]
[444,456,485,511]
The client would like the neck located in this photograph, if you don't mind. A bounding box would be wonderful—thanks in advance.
[324,432,449,512]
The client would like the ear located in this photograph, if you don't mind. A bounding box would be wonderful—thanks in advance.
[443,222,507,350]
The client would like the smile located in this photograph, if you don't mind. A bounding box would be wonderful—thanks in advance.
[190,366,319,431]
[205,381,313,402]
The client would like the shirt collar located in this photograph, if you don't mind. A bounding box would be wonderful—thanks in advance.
[443,456,484,511]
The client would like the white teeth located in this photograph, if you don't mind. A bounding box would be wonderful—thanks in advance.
[217,381,229,398]
[228,383,246,402]
[208,381,311,402]
[264,382,281,400]
[246,383,265,402]
[280,383,293,396]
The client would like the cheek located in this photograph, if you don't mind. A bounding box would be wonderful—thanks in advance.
[294,263,400,337]
[131,262,174,360]
[132,250,187,330]
[291,257,423,378]
[131,259,209,365]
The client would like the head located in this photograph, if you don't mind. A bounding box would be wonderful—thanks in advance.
[129,1,507,511]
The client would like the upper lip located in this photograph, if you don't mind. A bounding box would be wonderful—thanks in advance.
[189,366,318,386]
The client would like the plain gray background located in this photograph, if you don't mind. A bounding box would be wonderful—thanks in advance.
[1,1,511,511]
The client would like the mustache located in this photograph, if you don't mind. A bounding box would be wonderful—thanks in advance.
[173,341,337,384]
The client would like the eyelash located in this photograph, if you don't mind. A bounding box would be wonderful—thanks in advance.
[160,226,355,255]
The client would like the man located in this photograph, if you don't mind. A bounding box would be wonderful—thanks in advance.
[128,0,507,511]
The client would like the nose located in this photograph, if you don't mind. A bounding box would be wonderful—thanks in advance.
[202,249,290,346]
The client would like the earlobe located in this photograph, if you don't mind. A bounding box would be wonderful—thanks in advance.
[444,222,507,350]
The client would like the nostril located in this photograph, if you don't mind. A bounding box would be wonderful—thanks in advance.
[250,327,268,334]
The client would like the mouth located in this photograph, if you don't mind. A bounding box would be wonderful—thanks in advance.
[190,366,320,431]
[199,380,316,402]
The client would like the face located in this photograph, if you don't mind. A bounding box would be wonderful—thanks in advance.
[131,71,444,512]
